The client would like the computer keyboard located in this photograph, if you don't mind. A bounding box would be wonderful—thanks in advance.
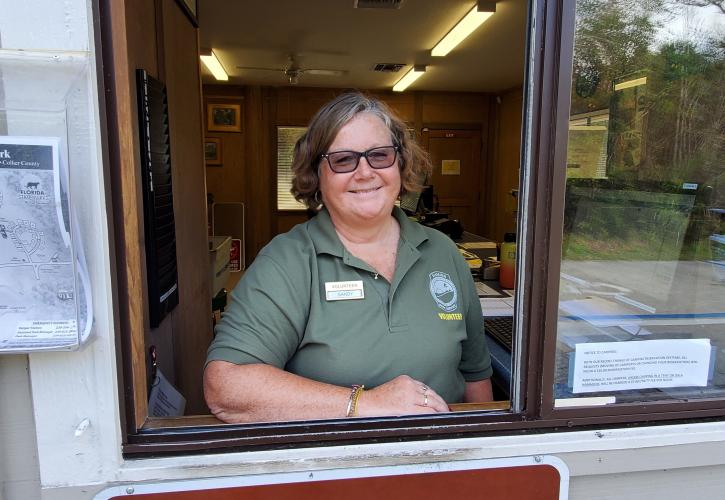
[484,316,514,351]
[475,280,505,297]
[475,280,490,296]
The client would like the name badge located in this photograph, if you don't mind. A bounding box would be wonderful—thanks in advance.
[325,280,364,301]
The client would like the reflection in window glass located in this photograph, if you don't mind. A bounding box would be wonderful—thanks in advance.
[555,0,725,405]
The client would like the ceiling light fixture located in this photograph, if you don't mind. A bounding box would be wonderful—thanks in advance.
[614,76,647,91]
[200,49,229,81]
[431,1,496,57]
[393,65,426,92]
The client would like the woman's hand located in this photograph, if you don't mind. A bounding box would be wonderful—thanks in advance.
[356,375,449,416]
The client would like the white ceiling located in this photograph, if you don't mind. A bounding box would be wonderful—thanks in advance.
[198,0,529,92]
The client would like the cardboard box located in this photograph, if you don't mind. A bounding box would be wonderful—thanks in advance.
[209,236,231,297]
[482,258,500,281]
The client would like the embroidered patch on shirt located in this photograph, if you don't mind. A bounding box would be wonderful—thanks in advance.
[429,271,458,312]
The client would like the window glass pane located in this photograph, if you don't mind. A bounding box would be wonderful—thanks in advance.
[555,0,725,406]
[277,126,307,210]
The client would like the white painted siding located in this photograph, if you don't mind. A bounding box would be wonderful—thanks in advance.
[0,2,723,500]
[0,1,89,51]
[0,355,40,500]
[0,0,122,496]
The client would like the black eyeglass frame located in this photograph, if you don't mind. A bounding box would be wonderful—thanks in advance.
[319,145,400,174]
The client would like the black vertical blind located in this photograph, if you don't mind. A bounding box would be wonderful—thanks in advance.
[136,69,179,327]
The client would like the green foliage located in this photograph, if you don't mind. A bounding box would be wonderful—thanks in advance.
[564,0,725,261]
[571,0,662,113]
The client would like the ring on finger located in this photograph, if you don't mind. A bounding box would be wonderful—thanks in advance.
[422,384,429,393]
[423,394,429,406]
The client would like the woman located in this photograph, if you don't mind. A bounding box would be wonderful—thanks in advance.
[204,92,492,423]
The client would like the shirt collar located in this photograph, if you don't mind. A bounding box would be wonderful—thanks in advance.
[308,206,429,257]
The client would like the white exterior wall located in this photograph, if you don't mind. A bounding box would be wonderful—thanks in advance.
[0,0,122,498]
[0,2,724,500]
[0,355,41,499]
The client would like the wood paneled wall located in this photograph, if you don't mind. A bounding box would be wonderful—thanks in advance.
[161,0,211,416]
[203,85,245,205]
[203,86,510,261]
[486,87,524,242]
[107,0,211,421]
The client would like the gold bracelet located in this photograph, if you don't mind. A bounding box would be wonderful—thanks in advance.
[346,384,365,417]
[350,385,364,417]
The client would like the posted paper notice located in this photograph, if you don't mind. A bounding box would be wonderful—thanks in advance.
[441,159,461,175]
[0,136,90,351]
[148,369,186,417]
[573,339,711,393]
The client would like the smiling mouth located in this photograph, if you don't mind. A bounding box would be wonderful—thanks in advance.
[349,186,381,194]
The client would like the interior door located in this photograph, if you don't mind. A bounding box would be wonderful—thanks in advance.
[424,129,483,235]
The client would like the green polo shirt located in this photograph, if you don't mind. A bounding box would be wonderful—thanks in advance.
[207,207,492,403]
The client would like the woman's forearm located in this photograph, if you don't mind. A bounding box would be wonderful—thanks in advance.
[203,361,451,423]
[463,378,493,403]
[204,361,352,423]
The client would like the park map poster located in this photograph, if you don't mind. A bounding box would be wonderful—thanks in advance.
[0,136,89,351]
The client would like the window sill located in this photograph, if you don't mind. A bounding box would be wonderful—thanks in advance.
[117,420,725,483]
[141,401,513,431]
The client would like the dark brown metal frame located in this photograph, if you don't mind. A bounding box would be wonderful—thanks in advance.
[123,407,725,456]
[98,0,725,456]
[535,0,725,423]
[528,0,577,418]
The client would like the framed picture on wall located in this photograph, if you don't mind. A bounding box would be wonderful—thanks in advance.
[207,103,242,133]
[175,0,198,27]
[204,138,222,166]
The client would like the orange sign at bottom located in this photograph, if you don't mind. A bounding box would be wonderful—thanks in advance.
[97,456,568,500]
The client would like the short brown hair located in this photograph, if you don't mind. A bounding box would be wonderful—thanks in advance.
[291,92,432,209]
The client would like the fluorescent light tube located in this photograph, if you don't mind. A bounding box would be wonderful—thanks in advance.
[200,49,229,81]
[432,1,496,57]
[393,65,426,92]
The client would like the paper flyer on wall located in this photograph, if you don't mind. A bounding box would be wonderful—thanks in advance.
[0,136,92,351]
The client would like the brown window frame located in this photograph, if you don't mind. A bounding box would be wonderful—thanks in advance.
[98,0,725,457]
[533,0,725,424]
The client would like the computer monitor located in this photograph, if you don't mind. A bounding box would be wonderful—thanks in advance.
[420,185,435,211]
[400,185,436,215]
[399,189,421,214]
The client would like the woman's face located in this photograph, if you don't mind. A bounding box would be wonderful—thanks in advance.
[319,112,401,226]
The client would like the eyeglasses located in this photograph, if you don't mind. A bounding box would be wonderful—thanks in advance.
[320,145,399,173]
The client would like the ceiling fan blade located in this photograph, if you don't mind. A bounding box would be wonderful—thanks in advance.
[235,66,284,72]
[302,69,347,76]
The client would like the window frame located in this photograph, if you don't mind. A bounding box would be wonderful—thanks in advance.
[101,0,725,457]
[536,0,725,422]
